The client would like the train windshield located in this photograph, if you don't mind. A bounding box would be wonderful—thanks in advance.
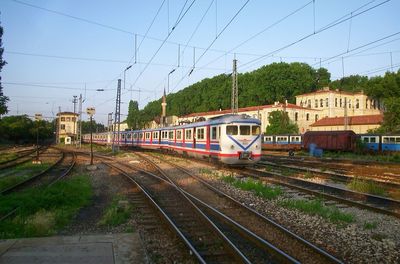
[240,126,250,135]
[226,125,238,135]
[252,126,260,135]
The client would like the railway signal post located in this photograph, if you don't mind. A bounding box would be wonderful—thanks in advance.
[33,113,42,164]
[86,107,96,167]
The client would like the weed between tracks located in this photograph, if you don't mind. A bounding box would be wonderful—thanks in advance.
[347,178,386,196]
[279,199,355,224]
[0,175,92,239]
[0,162,51,192]
[0,153,17,163]
[98,195,132,227]
[222,175,282,199]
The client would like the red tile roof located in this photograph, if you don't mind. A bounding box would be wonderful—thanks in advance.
[296,88,363,97]
[180,103,316,118]
[310,114,383,127]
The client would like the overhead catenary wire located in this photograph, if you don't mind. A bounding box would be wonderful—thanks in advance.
[238,0,391,71]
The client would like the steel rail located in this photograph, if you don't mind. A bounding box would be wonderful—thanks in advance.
[103,160,251,264]
[242,167,400,219]
[137,152,343,264]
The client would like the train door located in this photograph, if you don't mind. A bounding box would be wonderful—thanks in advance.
[193,127,196,149]
[206,125,210,151]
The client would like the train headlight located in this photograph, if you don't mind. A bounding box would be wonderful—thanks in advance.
[255,145,259,149]
[230,145,235,149]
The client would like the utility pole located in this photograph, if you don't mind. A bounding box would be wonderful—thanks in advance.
[231,58,238,114]
[72,95,78,144]
[113,79,122,153]
[344,97,349,130]
[78,94,83,148]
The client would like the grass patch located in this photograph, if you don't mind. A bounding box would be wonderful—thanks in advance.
[303,170,314,179]
[0,153,18,163]
[98,195,132,227]
[347,178,386,196]
[363,221,378,230]
[222,176,282,199]
[279,199,355,224]
[199,168,213,175]
[0,162,51,191]
[0,175,92,239]
[296,150,400,163]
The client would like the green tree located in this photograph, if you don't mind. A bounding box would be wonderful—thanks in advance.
[265,110,299,135]
[80,120,106,134]
[0,19,8,116]
[126,100,140,129]
[330,75,369,92]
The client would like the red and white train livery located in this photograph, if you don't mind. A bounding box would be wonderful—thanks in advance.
[83,114,262,165]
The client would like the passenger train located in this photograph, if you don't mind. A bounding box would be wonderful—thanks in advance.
[262,132,400,152]
[83,114,262,165]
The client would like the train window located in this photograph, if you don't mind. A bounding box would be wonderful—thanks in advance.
[264,136,273,142]
[197,128,205,140]
[383,137,388,143]
[168,131,174,140]
[363,137,369,143]
[133,133,137,139]
[370,137,376,143]
[127,133,131,139]
[211,126,217,140]
[251,126,260,135]
[396,137,400,143]
[139,133,143,139]
[185,129,192,140]
[240,126,251,135]
[226,125,238,135]
[122,134,125,140]
[176,130,182,140]
[153,132,158,139]
[145,133,150,139]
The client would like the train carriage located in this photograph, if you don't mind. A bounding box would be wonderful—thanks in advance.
[83,114,262,165]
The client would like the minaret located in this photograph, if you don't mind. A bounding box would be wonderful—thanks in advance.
[161,87,167,126]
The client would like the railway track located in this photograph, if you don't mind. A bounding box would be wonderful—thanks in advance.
[0,146,47,170]
[0,151,76,195]
[100,158,254,264]
[0,150,76,222]
[240,166,400,219]
[132,152,343,264]
[262,156,400,186]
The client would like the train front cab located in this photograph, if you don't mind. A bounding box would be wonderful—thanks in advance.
[219,122,261,165]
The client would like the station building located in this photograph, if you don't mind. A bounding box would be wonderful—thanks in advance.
[176,87,383,134]
[56,112,79,144]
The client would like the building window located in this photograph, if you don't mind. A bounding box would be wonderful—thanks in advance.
[66,117,71,121]
[348,100,352,109]
[307,99,311,108]
[335,98,338,107]
[315,114,319,121]
[300,100,303,107]
[72,117,76,122]
[60,124,65,129]
[325,98,328,107]
[340,98,342,107]
[315,99,318,108]
[294,112,298,121]
[306,113,309,121]
[61,117,65,121]
[320,99,323,107]
[356,99,359,109]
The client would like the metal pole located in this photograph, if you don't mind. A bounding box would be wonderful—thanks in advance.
[90,115,93,165]
[36,124,39,161]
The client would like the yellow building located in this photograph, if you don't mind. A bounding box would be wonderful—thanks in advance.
[310,115,382,133]
[56,112,79,144]
[178,101,321,133]
[295,87,382,118]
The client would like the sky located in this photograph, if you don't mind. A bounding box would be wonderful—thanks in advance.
[1,0,399,124]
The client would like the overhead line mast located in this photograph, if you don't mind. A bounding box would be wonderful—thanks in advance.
[231,58,238,114]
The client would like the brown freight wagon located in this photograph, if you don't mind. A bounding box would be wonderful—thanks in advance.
[302,130,357,151]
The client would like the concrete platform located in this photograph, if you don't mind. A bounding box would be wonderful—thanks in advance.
[0,233,147,264]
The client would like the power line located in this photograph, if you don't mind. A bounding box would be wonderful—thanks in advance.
[131,0,197,88]
[170,0,251,93]
[200,0,313,70]
[238,0,391,71]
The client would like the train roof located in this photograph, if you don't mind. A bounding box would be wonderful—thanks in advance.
[122,114,261,133]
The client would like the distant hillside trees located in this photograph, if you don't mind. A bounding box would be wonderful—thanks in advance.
[136,62,329,124]
[0,115,54,144]
[265,110,299,135]
[0,20,8,116]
